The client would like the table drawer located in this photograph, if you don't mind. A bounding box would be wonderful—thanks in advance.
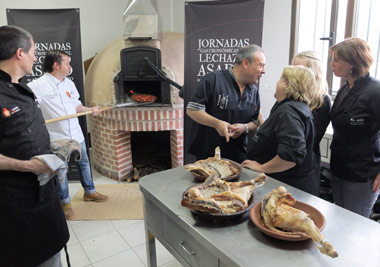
[165,214,218,267]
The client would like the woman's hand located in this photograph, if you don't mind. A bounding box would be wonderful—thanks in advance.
[241,160,264,173]
[373,171,380,193]
[242,155,296,174]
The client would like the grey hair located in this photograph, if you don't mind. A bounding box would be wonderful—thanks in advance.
[0,25,33,61]
[235,44,264,65]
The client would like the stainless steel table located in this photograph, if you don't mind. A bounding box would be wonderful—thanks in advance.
[139,167,380,267]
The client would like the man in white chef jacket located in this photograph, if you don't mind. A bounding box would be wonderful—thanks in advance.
[28,50,109,220]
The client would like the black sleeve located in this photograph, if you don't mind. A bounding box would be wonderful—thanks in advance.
[369,82,380,126]
[274,110,307,165]
[253,87,260,121]
[314,94,332,145]
[187,73,216,110]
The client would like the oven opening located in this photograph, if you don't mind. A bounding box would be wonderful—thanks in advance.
[124,80,162,102]
[128,131,171,181]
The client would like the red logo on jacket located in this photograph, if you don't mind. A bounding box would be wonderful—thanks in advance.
[2,108,11,117]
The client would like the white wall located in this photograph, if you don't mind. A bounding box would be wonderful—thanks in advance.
[0,0,128,61]
[260,0,293,117]
[0,0,292,117]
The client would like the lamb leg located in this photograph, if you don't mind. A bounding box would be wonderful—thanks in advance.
[274,204,338,258]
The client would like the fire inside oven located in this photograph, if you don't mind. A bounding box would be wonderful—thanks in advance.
[113,46,171,105]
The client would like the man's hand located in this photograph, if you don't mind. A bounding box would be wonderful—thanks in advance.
[91,106,102,116]
[373,171,380,193]
[21,158,52,175]
[186,109,236,142]
[230,123,245,139]
[0,154,52,174]
[215,120,234,142]
[76,105,102,116]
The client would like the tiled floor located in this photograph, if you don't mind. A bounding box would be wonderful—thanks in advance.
[60,168,182,267]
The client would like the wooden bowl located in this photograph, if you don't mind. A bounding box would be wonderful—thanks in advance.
[250,201,326,241]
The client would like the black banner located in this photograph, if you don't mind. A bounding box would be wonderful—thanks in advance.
[7,9,84,92]
[7,9,86,180]
[184,0,265,163]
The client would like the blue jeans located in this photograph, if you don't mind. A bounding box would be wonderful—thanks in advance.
[58,141,96,204]
[331,173,379,218]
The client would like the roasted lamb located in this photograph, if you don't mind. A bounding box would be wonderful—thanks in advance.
[182,173,266,214]
[261,186,338,258]
[184,147,240,178]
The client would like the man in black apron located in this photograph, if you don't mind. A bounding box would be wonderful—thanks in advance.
[0,25,69,267]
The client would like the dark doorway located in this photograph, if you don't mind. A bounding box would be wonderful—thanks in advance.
[128,131,171,181]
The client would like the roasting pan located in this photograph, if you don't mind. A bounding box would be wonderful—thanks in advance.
[131,93,157,104]
[187,192,255,221]
[190,159,242,181]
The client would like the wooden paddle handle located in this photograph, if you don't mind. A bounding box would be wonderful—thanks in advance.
[45,106,113,124]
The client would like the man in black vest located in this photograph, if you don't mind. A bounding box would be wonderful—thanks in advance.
[187,44,266,163]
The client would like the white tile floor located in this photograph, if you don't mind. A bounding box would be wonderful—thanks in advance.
[60,168,182,267]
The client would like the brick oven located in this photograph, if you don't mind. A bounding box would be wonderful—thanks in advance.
[84,0,184,181]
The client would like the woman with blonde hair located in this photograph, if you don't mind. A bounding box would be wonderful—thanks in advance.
[292,51,332,194]
[329,37,380,217]
[243,65,322,196]
[293,51,331,147]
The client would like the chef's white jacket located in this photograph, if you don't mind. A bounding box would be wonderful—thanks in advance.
[28,73,84,143]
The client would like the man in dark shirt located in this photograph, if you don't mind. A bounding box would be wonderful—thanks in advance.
[186,44,265,163]
[0,25,69,267]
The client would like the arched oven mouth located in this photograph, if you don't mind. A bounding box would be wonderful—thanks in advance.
[113,46,182,107]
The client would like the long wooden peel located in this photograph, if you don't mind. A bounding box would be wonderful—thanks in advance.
[44,106,112,124]
[44,102,141,124]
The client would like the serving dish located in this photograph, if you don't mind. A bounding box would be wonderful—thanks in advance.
[250,201,326,241]
[190,159,242,181]
[191,193,255,221]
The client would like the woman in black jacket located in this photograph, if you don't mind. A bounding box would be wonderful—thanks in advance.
[243,65,322,196]
[329,37,380,217]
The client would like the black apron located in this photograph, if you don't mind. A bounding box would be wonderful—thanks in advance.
[0,70,69,267]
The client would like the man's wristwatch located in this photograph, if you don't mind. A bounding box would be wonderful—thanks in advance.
[253,119,260,127]
[245,123,249,134]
